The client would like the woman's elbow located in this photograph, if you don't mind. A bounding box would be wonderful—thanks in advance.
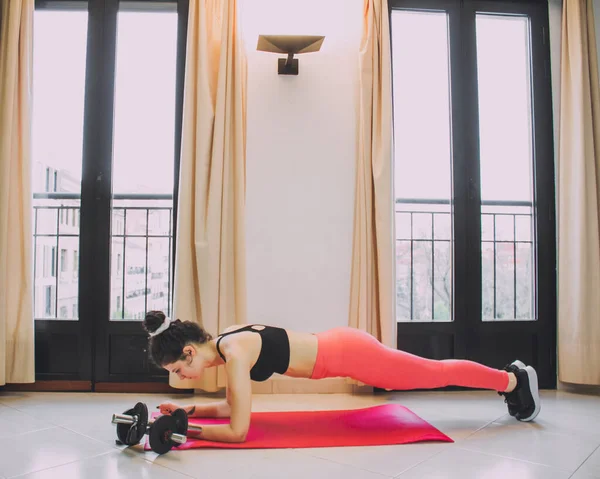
[231,428,248,443]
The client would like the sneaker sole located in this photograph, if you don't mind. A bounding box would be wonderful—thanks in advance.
[519,365,541,421]
[504,360,527,418]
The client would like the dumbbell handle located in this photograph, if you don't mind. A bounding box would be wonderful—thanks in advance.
[112,414,188,445]
[165,432,187,444]
[112,414,141,425]
[111,413,203,432]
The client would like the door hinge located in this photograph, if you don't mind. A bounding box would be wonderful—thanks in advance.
[542,26,547,45]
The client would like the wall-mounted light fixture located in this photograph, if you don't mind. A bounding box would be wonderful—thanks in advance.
[256,35,325,75]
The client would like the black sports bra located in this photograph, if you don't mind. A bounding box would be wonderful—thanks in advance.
[215,325,291,382]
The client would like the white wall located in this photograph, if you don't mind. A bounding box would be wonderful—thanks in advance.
[239,1,569,334]
[240,0,364,333]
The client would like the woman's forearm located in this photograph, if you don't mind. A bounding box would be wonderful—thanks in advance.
[183,400,231,418]
[187,423,247,443]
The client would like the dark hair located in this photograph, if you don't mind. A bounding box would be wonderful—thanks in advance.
[143,310,213,367]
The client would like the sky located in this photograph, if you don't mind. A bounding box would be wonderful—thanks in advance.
[391,11,534,202]
[32,8,534,202]
[32,10,177,195]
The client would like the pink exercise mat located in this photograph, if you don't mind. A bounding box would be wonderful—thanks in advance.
[144,403,453,450]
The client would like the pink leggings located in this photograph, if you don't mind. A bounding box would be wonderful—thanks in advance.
[310,327,509,391]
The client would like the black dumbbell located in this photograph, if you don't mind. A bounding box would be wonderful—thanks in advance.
[147,407,207,454]
[148,414,189,454]
[112,404,201,454]
[171,408,189,436]
[112,402,149,446]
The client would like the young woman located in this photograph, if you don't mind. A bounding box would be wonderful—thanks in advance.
[144,310,540,443]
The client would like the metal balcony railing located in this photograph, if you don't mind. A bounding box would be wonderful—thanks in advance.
[32,192,173,321]
[395,198,535,322]
[32,193,534,323]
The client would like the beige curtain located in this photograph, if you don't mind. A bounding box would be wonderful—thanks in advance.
[558,0,600,385]
[348,0,396,352]
[171,0,247,392]
[0,0,35,386]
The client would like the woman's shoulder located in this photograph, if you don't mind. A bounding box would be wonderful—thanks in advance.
[216,324,265,363]
[219,323,251,335]
[219,323,282,335]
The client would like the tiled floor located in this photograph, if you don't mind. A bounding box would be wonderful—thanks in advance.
[0,389,599,478]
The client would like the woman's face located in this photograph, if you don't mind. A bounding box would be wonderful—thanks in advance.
[164,345,204,380]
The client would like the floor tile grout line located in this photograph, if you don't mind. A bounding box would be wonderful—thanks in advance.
[8,451,116,479]
[461,416,505,439]
[144,447,392,479]
[391,448,449,478]
[0,400,143,449]
[54,421,151,455]
[0,425,63,442]
[392,417,579,478]
[0,400,203,458]
[567,442,600,479]
[384,416,504,479]
[0,401,71,429]
[136,452,276,479]
[0,401,35,413]
[56,419,113,441]
[128,456,198,479]
[470,411,600,445]
[456,444,575,472]
[0,414,124,454]
[1,406,517,479]
[8,449,197,479]
[0,425,121,479]
[284,448,395,478]
[485,425,600,443]
[393,444,577,479]
[0,412,195,479]
[3,391,600,478]
[0,426,57,440]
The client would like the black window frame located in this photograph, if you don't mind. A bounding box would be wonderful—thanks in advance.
[389,0,557,387]
[29,0,189,388]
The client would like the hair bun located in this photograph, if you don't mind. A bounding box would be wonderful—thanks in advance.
[143,310,167,335]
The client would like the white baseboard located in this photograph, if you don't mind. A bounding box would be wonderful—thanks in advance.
[192,376,374,395]
[251,376,373,394]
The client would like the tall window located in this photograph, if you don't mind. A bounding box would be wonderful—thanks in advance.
[110,7,178,320]
[391,2,554,325]
[476,15,535,321]
[31,0,185,383]
[32,6,178,322]
[32,9,87,320]
[392,10,453,322]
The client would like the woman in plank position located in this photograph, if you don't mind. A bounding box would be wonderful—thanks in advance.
[144,310,540,443]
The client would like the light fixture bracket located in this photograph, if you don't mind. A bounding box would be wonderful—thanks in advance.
[257,35,325,75]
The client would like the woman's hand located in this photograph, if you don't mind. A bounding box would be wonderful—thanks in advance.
[156,402,181,415]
